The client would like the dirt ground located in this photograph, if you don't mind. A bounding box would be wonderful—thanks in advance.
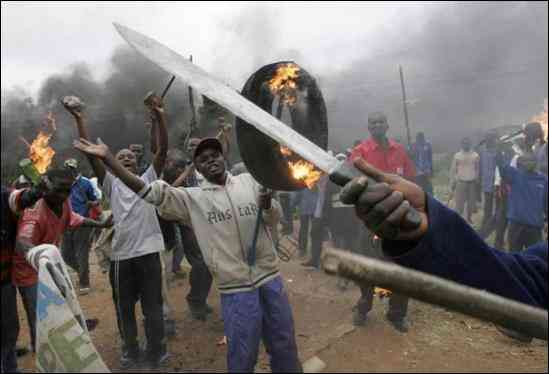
[16,245,548,373]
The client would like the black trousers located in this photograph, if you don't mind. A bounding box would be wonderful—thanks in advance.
[62,226,93,287]
[310,217,326,268]
[278,193,294,235]
[507,223,542,252]
[298,215,312,254]
[1,283,19,373]
[109,253,165,357]
[179,225,212,307]
[354,229,409,321]
[494,197,509,249]
[479,192,495,238]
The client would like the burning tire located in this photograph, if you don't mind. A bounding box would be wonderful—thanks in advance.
[236,61,328,191]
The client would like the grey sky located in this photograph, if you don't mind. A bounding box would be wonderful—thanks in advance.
[2,1,547,150]
[2,1,429,93]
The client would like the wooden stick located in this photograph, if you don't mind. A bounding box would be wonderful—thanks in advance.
[322,248,548,340]
[399,65,412,148]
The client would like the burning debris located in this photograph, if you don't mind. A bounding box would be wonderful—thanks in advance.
[279,145,292,157]
[374,287,393,299]
[236,61,328,191]
[287,160,323,189]
[278,145,323,189]
[28,112,57,174]
[268,63,300,106]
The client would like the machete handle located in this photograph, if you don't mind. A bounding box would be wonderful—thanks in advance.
[328,162,422,230]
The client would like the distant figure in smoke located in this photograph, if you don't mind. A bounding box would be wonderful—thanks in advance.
[450,137,480,223]
[478,132,499,238]
[350,111,416,333]
[410,132,434,196]
[291,187,318,259]
[492,122,547,248]
[526,122,547,176]
[498,152,547,253]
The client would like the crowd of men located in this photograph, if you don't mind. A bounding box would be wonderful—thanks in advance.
[1,94,547,373]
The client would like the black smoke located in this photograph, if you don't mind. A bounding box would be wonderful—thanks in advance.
[321,2,548,153]
[1,46,231,183]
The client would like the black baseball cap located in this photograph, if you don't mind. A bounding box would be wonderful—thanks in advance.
[193,138,224,160]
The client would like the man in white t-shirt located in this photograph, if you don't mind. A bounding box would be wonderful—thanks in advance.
[450,137,480,223]
[65,94,169,369]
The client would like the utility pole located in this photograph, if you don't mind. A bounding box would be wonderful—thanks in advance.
[399,65,412,148]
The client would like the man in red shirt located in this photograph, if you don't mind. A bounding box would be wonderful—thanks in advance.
[13,168,111,353]
[350,111,416,333]
[1,185,45,373]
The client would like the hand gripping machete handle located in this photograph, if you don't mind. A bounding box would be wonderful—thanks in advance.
[329,162,422,230]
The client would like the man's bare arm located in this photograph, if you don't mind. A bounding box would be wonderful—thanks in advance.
[149,115,158,155]
[81,216,113,229]
[74,138,146,194]
[147,95,168,176]
[64,107,107,184]
[172,163,195,188]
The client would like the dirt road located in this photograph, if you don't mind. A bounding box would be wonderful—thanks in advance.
[17,251,548,372]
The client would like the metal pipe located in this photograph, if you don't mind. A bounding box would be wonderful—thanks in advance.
[322,248,548,340]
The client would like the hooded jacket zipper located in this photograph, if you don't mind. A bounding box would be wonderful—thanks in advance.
[221,179,253,283]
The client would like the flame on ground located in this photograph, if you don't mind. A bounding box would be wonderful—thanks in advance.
[529,98,548,141]
[374,287,392,298]
[269,63,300,106]
[288,160,322,189]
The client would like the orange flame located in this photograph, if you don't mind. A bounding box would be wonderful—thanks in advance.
[269,63,300,106]
[29,112,56,174]
[374,287,392,298]
[279,145,323,188]
[280,145,292,157]
[288,160,322,189]
[529,98,548,141]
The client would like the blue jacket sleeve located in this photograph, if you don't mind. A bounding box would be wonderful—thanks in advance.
[382,195,548,309]
[84,179,98,202]
[495,151,516,184]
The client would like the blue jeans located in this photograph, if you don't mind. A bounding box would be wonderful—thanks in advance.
[221,276,301,373]
[1,283,19,373]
